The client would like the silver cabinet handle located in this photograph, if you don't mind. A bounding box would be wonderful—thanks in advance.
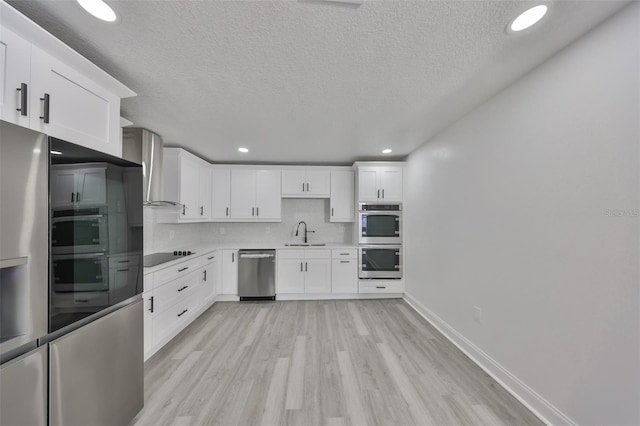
[16,83,28,116]
[382,189,385,199]
[252,207,255,216]
[71,192,75,203]
[177,309,188,317]
[203,270,207,281]
[340,260,350,264]
[232,253,235,262]
[305,262,308,272]
[377,189,380,199]
[149,296,154,313]
[331,207,334,216]
[178,267,189,272]
[376,286,386,289]
[306,183,309,192]
[300,262,303,272]
[302,183,305,192]
[207,256,215,260]
[182,205,186,216]
[76,192,80,202]
[117,268,130,272]
[226,207,229,216]
[200,206,204,216]
[256,207,259,217]
[39,93,50,123]
[117,260,130,263]
[178,285,189,292]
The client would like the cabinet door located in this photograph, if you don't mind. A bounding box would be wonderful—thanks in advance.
[198,165,212,220]
[277,259,305,293]
[109,264,139,302]
[255,170,281,220]
[358,167,380,202]
[201,254,217,303]
[330,170,354,222]
[30,46,121,157]
[379,167,403,202]
[0,27,31,127]
[211,168,230,221]
[305,170,330,197]
[331,259,357,293]
[179,154,200,220]
[230,170,256,220]
[50,169,77,206]
[77,168,106,205]
[304,259,331,293]
[281,170,306,197]
[143,291,153,358]
[221,250,238,295]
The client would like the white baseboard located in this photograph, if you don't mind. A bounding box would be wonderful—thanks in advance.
[403,292,575,426]
[216,294,240,302]
[276,293,403,301]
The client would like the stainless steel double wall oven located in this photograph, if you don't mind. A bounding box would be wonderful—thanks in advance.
[357,203,403,279]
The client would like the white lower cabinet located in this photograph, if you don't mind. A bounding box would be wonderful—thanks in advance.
[331,249,358,293]
[277,249,331,294]
[220,250,238,296]
[142,253,219,360]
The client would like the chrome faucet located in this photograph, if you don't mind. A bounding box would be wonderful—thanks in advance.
[295,221,315,243]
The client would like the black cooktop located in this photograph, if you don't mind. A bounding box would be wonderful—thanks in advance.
[143,251,195,267]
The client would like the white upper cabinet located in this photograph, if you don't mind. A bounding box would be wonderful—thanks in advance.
[0,6,135,157]
[29,46,121,156]
[230,169,281,221]
[356,165,403,202]
[159,148,212,223]
[281,169,330,198]
[50,165,106,207]
[211,168,231,221]
[330,170,355,222]
[0,27,31,128]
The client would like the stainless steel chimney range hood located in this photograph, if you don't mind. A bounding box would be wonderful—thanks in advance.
[122,128,178,206]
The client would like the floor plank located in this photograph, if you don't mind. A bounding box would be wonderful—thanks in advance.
[130,300,543,426]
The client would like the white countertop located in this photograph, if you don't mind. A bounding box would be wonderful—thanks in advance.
[143,242,357,274]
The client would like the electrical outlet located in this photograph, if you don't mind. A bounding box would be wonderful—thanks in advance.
[265,227,271,234]
[339,226,345,233]
[169,230,174,240]
[219,227,225,235]
[473,306,482,324]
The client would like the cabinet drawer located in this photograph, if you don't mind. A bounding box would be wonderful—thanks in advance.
[153,272,200,314]
[108,254,140,268]
[52,291,109,308]
[152,257,201,288]
[278,249,305,259]
[304,249,330,259]
[331,248,357,259]
[200,251,217,266]
[152,291,199,344]
[358,280,404,294]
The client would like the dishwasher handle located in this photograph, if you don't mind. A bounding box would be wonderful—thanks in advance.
[239,253,275,259]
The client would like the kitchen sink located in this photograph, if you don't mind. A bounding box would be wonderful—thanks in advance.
[284,243,326,247]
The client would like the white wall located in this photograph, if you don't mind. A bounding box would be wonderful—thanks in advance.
[404,4,639,426]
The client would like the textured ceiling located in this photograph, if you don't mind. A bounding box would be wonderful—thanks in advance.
[6,0,630,164]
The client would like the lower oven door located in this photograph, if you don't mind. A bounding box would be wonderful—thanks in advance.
[359,246,402,279]
[52,254,108,292]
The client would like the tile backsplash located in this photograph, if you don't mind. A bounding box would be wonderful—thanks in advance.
[144,199,354,253]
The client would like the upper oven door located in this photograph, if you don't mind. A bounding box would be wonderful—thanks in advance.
[51,212,108,254]
[358,212,402,244]
[359,245,402,279]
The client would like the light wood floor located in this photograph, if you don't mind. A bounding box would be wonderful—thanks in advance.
[130,300,543,426]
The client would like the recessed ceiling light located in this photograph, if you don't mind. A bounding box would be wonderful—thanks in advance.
[238,147,249,153]
[382,149,393,154]
[50,150,63,155]
[77,0,117,22]
[509,5,547,32]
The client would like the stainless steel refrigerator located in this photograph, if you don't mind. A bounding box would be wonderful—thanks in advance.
[0,120,144,426]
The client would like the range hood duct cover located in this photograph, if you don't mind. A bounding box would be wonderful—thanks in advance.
[122,128,177,206]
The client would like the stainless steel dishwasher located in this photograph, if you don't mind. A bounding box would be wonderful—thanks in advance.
[238,250,276,301]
